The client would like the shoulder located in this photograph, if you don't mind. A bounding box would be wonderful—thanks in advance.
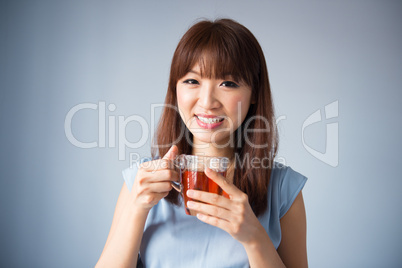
[269,161,308,219]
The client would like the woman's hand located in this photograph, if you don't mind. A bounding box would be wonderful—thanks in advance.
[131,145,179,212]
[186,167,266,245]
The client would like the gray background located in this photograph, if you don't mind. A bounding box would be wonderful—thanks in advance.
[1,0,401,267]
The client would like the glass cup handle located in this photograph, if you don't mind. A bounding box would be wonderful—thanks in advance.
[171,181,182,192]
[171,155,183,192]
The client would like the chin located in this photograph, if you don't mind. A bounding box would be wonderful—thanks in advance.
[191,133,232,147]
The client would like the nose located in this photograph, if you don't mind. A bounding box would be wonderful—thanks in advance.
[198,82,221,110]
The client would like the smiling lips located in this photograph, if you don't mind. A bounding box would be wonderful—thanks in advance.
[195,114,225,129]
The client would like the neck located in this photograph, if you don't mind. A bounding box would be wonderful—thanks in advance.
[190,142,235,159]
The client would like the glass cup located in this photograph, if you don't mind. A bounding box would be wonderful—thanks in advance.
[172,154,230,215]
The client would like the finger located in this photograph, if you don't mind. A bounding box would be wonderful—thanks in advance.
[187,189,231,209]
[158,191,170,199]
[196,213,231,233]
[140,159,175,171]
[144,169,180,183]
[150,181,173,193]
[140,145,178,171]
[137,181,172,194]
[205,167,241,197]
[162,145,178,160]
[187,200,232,221]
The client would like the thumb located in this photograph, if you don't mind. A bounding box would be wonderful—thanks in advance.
[162,145,178,160]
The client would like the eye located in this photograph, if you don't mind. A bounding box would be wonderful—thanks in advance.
[182,79,199,85]
[220,81,239,88]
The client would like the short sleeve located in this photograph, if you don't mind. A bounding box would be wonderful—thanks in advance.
[279,166,307,218]
[122,157,157,192]
[122,165,138,192]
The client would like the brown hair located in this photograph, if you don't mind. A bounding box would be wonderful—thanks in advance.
[151,18,278,217]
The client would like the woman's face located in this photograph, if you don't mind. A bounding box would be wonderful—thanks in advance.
[176,64,253,148]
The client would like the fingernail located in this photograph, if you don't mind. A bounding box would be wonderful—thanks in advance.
[187,201,195,208]
[187,190,194,197]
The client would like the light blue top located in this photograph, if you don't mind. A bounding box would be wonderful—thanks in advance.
[122,160,307,268]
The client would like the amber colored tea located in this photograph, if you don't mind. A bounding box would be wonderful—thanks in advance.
[182,170,229,215]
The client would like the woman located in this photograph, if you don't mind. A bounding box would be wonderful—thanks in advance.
[97,18,308,268]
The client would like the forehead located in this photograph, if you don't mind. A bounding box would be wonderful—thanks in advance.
[185,60,239,81]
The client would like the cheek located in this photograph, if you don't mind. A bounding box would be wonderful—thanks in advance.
[226,95,251,121]
[176,88,189,109]
[176,89,195,120]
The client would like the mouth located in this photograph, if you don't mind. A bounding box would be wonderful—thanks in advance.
[194,114,225,129]
[194,114,225,124]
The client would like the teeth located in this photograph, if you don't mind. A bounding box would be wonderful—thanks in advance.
[197,116,223,124]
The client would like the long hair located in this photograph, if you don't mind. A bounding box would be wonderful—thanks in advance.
[151,18,278,217]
